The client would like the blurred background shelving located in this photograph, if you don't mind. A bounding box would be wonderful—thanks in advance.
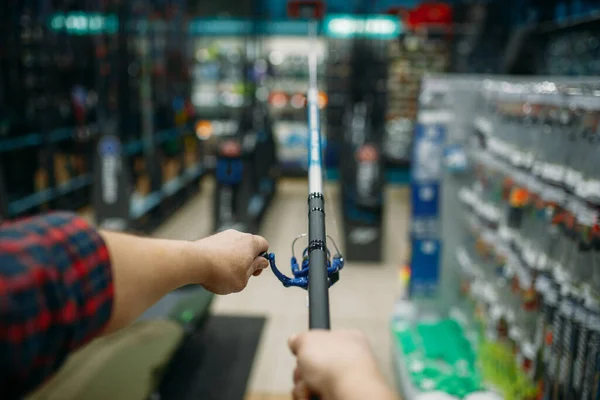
[4,1,600,399]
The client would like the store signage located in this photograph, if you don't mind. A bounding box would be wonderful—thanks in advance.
[411,183,440,217]
[409,239,441,297]
[323,15,401,39]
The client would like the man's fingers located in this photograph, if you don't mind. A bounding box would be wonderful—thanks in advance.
[253,256,269,271]
[247,257,268,278]
[292,381,310,400]
[251,234,269,254]
[253,269,263,277]
[288,332,305,355]
[293,365,302,384]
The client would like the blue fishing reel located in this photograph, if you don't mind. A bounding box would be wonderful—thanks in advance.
[264,234,344,289]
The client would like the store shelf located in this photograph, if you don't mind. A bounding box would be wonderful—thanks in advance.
[8,174,92,216]
[0,127,75,153]
[2,127,192,217]
[130,191,163,220]
[129,162,204,219]
[56,174,94,195]
[123,127,186,156]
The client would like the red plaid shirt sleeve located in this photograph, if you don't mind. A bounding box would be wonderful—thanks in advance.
[0,212,114,399]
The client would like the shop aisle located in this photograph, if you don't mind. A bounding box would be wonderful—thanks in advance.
[153,178,410,398]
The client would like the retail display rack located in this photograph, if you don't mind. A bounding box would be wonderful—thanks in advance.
[207,15,281,235]
[0,9,409,228]
[323,14,412,184]
[0,1,100,221]
[91,0,202,233]
[397,74,600,399]
[0,1,204,232]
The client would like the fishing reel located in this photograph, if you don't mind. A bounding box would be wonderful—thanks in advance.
[264,234,344,289]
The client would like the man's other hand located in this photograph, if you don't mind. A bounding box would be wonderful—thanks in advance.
[288,330,395,400]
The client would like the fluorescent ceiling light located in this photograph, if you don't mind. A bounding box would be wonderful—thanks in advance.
[324,15,401,38]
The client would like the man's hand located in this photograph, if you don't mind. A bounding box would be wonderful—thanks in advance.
[195,230,269,294]
[288,330,397,400]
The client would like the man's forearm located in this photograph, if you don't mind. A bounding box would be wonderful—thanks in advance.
[99,231,198,333]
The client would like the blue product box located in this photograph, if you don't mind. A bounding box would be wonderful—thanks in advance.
[409,238,442,298]
[411,182,440,218]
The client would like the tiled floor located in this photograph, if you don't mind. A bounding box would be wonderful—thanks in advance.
[153,178,410,398]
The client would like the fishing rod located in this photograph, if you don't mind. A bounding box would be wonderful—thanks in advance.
[264,23,344,330]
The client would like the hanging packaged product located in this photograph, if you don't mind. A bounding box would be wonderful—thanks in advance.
[541,93,572,187]
[521,95,543,171]
[554,207,578,280]
[572,293,599,399]
[457,247,479,320]
[535,276,557,396]
[576,100,600,204]
[507,186,528,230]
[551,204,592,398]
[532,195,561,272]
[518,339,539,396]
[544,282,567,400]
[559,93,580,187]
[556,293,579,400]
[564,104,585,192]
[530,97,550,180]
[580,303,600,400]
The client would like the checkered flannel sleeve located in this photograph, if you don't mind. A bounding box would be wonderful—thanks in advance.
[0,212,114,399]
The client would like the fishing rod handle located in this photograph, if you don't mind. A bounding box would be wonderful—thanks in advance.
[308,191,331,330]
